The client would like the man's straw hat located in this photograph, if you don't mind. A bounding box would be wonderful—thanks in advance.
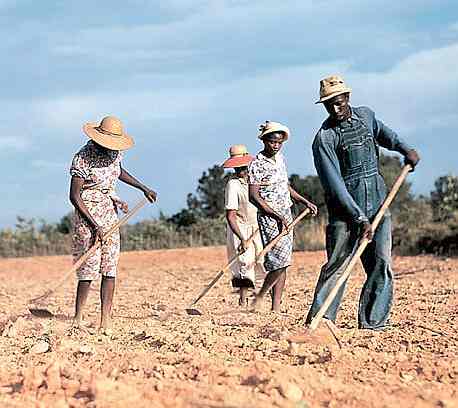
[316,75,351,104]
[258,120,290,141]
[83,116,134,150]
[222,144,254,168]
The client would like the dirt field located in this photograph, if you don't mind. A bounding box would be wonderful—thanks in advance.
[0,247,456,407]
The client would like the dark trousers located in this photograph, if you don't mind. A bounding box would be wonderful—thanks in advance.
[305,215,393,329]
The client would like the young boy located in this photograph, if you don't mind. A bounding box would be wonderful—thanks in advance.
[223,144,265,306]
[249,121,317,312]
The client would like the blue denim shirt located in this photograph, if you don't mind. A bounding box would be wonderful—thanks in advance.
[312,106,411,223]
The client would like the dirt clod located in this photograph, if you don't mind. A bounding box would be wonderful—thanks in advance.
[30,340,50,354]
[278,381,303,402]
[0,248,456,407]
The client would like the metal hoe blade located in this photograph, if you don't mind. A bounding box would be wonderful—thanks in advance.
[185,308,202,316]
[28,308,54,318]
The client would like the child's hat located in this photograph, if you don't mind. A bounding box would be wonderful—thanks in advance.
[222,144,254,168]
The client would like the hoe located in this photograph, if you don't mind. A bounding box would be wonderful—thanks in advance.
[28,198,149,318]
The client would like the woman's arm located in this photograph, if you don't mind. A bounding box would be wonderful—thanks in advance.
[288,185,318,215]
[119,166,157,202]
[69,176,104,242]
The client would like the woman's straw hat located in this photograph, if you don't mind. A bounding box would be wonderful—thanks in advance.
[222,144,254,168]
[83,116,134,150]
[316,75,351,104]
[258,120,290,141]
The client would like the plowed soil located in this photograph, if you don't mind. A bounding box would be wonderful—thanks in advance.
[0,247,456,407]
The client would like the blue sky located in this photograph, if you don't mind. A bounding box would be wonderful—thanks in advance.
[1,0,457,228]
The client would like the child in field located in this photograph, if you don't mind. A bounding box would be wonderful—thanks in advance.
[223,145,265,306]
[249,121,317,312]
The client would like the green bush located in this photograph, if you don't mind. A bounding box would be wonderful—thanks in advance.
[120,216,226,251]
[0,163,456,258]
[0,217,71,258]
[293,218,326,252]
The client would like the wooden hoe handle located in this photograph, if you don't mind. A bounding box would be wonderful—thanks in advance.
[70,198,148,275]
[29,198,149,304]
[187,207,311,308]
[257,208,310,261]
[187,227,262,308]
[308,165,412,331]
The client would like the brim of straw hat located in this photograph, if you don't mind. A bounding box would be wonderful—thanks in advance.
[222,155,254,168]
[315,87,351,104]
[258,126,290,141]
[83,122,135,151]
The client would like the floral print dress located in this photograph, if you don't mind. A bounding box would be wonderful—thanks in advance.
[248,151,294,272]
[70,141,123,281]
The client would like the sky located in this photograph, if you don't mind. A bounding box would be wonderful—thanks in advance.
[1,0,457,228]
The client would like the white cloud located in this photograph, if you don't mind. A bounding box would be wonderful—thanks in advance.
[30,87,216,140]
[0,0,457,227]
[15,40,458,156]
[347,42,458,135]
[42,0,444,76]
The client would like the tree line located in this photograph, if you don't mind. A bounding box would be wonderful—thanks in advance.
[0,155,457,258]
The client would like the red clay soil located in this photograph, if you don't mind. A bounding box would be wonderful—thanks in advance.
[0,247,456,407]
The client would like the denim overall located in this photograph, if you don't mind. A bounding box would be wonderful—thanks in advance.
[306,106,406,329]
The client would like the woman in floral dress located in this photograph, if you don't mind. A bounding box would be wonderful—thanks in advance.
[249,121,317,312]
[69,116,156,334]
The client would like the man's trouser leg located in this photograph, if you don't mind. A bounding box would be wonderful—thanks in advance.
[358,215,393,329]
[305,220,358,324]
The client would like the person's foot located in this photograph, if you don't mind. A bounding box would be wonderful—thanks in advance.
[98,327,113,337]
[67,322,89,336]
[239,288,249,307]
[359,325,392,332]
[99,317,112,334]
[238,297,249,308]
[72,315,83,328]
[271,302,282,313]
[250,295,260,312]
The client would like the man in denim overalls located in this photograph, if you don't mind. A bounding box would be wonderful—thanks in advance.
[305,75,420,330]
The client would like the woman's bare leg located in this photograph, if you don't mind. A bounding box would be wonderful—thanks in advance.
[74,280,91,327]
[271,269,286,312]
[252,267,286,310]
[100,276,115,332]
[239,287,249,306]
